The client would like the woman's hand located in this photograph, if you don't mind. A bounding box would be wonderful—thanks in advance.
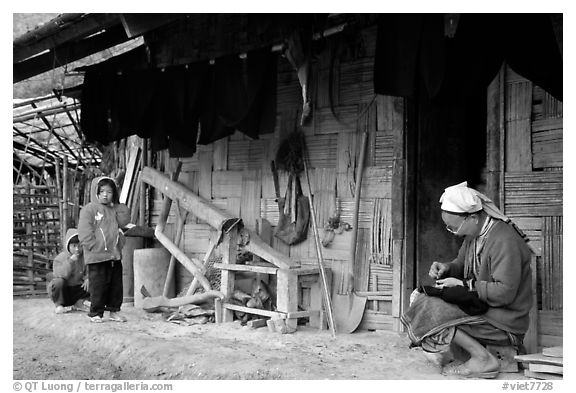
[435,277,464,288]
[429,261,450,279]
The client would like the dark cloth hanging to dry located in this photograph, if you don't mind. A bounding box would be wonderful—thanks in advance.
[80,47,277,155]
[374,13,562,102]
[198,48,277,144]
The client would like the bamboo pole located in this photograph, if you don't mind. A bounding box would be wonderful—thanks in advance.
[302,155,337,338]
[62,156,69,243]
[163,208,188,297]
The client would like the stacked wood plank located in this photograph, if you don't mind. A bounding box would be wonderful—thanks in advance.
[515,346,563,380]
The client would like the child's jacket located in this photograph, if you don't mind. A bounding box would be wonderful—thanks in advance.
[78,176,131,265]
[52,228,85,286]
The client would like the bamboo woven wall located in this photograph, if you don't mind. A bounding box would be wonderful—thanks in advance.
[148,26,402,330]
[13,184,60,296]
[502,68,563,349]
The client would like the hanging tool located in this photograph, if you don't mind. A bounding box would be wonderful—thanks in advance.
[331,129,368,333]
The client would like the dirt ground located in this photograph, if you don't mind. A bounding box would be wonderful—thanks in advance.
[12,297,529,381]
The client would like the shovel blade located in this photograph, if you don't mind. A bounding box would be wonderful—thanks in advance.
[332,292,367,333]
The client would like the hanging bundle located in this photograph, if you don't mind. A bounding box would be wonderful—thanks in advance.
[271,130,310,245]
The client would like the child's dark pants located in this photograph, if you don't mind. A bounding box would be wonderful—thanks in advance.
[88,260,123,318]
[48,278,90,307]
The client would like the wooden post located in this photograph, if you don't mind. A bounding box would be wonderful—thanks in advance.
[25,183,34,292]
[54,156,63,247]
[220,228,238,322]
[277,269,298,331]
[214,298,223,324]
[499,64,506,211]
[524,254,539,353]
[62,156,68,240]
[485,66,503,203]
[139,138,147,227]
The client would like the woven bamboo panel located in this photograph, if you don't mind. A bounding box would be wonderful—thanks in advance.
[260,198,279,226]
[240,169,262,231]
[361,102,378,168]
[339,198,374,229]
[532,85,563,121]
[508,216,542,256]
[369,198,392,265]
[212,170,243,198]
[504,172,562,216]
[210,197,241,217]
[198,148,212,200]
[506,119,532,171]
[377,94,403,131]
[180,155,199,172]
[532,118,563,169]
[373,133,395,165]
[304,133,338,169]
[506,79,532,122]
[320,230,353,270]
[315,45,340,109]
[358,310,394,331]
[541,216,562,311]
[178,171,199,195]
[277,70,301,110]
[212,138,228,171]
[339,57,375,105]
[360,166,393,198]
[336,131,359,198]
[313,105,358,135]
[228,139,266,170]
[355,227,370,291]
[261,170,289,198]
[149,197,179,226]
[289,234,313,260]
[310,168,337,227]
[368,263,393,294]
[183,223,212,253]
[538,310,563,349]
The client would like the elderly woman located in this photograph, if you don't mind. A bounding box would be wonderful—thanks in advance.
[401,182,533,379]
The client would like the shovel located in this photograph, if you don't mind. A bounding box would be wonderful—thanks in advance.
[331,130,369,333]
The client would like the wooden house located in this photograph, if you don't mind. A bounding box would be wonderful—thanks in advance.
[13,13,562,350]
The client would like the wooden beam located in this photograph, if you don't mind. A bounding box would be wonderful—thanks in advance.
[14,13,121,63]
[212,263,278,275]
[13,103,82,123]
[119,13,181,38]
[14,24,131,83]
[222,303,286,319]
[29,102,81,166]
[141,166,299,269]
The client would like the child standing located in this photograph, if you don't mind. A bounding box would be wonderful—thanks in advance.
[47,228,90,313]
[78,176,130,323]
